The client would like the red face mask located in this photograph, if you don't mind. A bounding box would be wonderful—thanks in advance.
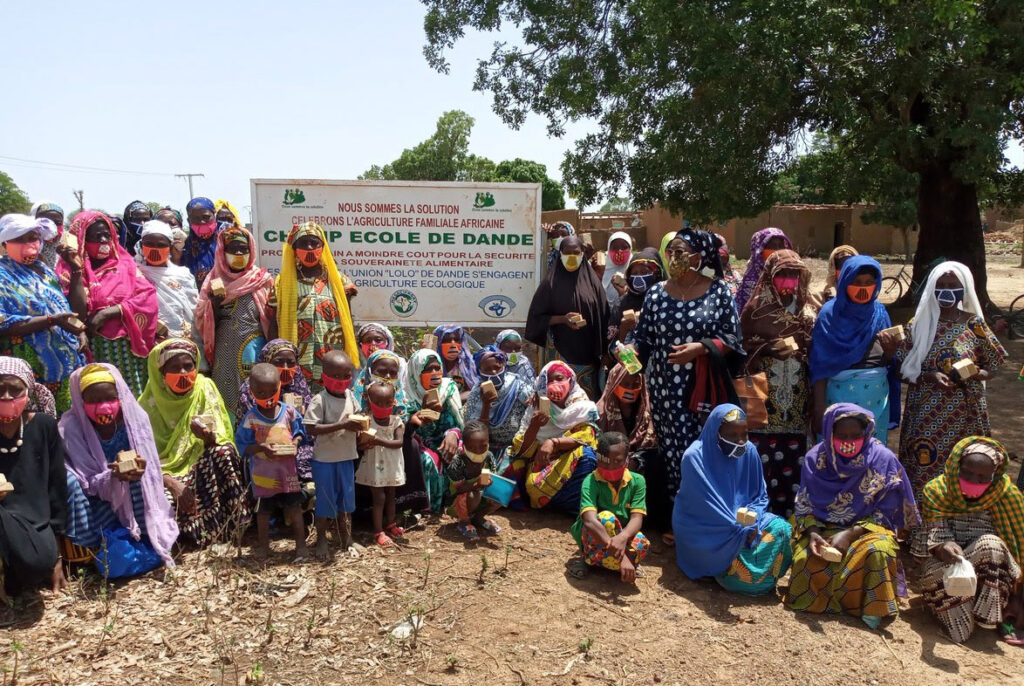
[85,241,113,260]
[360,341,387,359]
[597,465,626,482]
[276,365,296,385]
[761,248,776,262]
[191,219,217,239]
[420,371,442,391]
[546,379,571,403]
[609,249,631,266]
[84,399,121,425]
[832,436,864,459]
[144,246,170,266]
[773,276,799,296]
[322,375,352,396]
[295,247,323,267]
[613,384,638,404]
[5,240,41,265]
[369,401,393,420]
[441,342,462,361]
[164,369,197,394]
[254,387,281,410]
[0,394,28,422]
[846,284,876,304]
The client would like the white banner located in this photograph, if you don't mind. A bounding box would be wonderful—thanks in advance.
[251,179,542,327]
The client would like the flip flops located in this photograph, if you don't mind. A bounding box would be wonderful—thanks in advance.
[375,531,396,548]
[474,517,502,535]
[456,522,479,540]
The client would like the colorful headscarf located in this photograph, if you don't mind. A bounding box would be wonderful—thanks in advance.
[182,196,220,285]
[794,403,919,531]
[602,230,633,306]
[56,211,158,358]
[214,199,243,228]
[275,222,359,363]
[404,348,463,426]
[470,345,528,428]
[596,362,657,454]
[59,363,179,565]
[357,323,395,353]
[351,349,408,417]
[808,255,891,383]
[237,338,315,420]
[32,202,64,221]
[736,228,793,311]
[0,356,56,418]
[921,437,1024,569]
[674,227,725,279]
[821,245,858,302]
[672,404,777,579]
[658,232,675,275]
[195,227,274,364]
[0,213,57,243]
[739,249,816,370]
[121,200,151,253]
[494,328,535,382]
[433,325,479,388]
[526,361,598,443]
[155,207,182,227]
[138,339,234,478]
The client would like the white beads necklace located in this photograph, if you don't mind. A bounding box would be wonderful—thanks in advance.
[0,418,24,454]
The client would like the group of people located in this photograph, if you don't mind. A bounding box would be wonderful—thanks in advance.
[0,202,1019,645]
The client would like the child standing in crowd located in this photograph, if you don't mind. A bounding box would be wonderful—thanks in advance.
[354,381,407,547]
[235,363,308,561]
[444,420,502,540]
[303,351,361,560]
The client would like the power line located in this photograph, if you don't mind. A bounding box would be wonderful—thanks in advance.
[0,154,173,177]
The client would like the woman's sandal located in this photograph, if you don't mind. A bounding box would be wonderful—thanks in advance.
[456,522,479,540]
[568,558,589,579]
[384,522,405,537]
[474,517,502,535]
[999,622,1024,646]
[375,531,396,548]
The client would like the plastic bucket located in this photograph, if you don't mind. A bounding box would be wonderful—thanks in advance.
[481,473,516,507]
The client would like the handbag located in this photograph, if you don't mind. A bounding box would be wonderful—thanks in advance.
[732,372,769,430]
[688,339,740,418]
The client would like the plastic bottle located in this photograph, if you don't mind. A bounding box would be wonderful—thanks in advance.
[614,342,643,375]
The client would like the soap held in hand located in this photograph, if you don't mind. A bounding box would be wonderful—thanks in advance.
[349,414,371,431]
[420,333,438,350]
[478,468,493,487]
[735,507,757,527]
[418,408,440,422]
[0,472,13,495]
[820,545,843,563]
[537,396,550,416]
[593,251,607,267]
[952,359,978,380]
[879,324,905,342]
[480,380,498,402]
[422,388,439,408]
[209,278,226,298]
[114,450,141,474]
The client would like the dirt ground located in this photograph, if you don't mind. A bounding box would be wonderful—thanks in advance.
[2,256,1023,686]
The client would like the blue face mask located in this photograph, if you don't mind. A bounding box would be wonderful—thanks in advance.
[935,287,964,309]
[482,370,505,390]
[630,273,657,294]
[718,436,747,458]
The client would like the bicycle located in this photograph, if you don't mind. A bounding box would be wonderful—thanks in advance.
[878,264,911,306]
[1008,293,1024,339]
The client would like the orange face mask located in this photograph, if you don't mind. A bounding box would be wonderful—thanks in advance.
[254,386,281,409]
[761,249,776,262]
[846,284,876,304]
[420,371,442,390]
[164,369,197,394]
[295,247,322,267]
[613,384,639,404]
[144,246,171,266]
[441,342,461,361]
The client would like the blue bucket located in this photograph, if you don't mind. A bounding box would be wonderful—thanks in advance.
[482,474,515,507]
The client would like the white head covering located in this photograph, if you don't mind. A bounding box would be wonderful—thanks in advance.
[601,230,633,308]
[0,213,57,244]
[901,260,982,383]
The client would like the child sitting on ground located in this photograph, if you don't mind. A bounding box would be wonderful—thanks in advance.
[570,431,649,583]
[354,381,406,547]
[235,362,309,561]
[443,419,503,540]
[304,350,362,560]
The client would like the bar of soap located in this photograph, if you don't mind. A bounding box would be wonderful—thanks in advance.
[478,468,492,487]
[195,414,216,432]
[0,472,12,494]
[273,443,297,456]
[621,309,637,326]
[420,334,438,350]
[538,397,550,415]
[781,336,799,352]
[952,359,978,380]
[567,313,586,326]
[593,251,607,267]
[67,315,85,330]
[418,408,440,422]
[879,324,905,342]
[283,392,303,411]
[359,428,377,441]
[62,232,78,252]
[735,507,757,527]
[423,388,439,407]
[155,321,169,338]
[209,277,226,298]
[481,380,498,401]
[350,414,371,431]
[114,450,141,474]
[820,545,843,563]
[580,232,593,247]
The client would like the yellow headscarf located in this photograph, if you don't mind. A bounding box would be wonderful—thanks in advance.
[275,222,359,363]
[80,364,116,391]
[214,199,244,228]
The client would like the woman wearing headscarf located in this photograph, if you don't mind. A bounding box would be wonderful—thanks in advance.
[672,405,793,595]
[31,202,65,268]
[891,261,1006,501]
[121,200,153,255]
[237,338,315,479]
[740,250,817,516]
[607,247,664,348]
[525,235,610,400]
[357,322,396,366]
[602,231,633,310]
[736,227,794,312]
[432,325,479,398]
[403,348,464,513]
[271,222,359,389]
[715,233,743,297]
[817,245,858,305]
[153,206,187,265]
[658,232,675,276]
[182,197,222,287]
[135,220,202,348]
[544,220,576,269]
[626,227,741,535]
[808,255,897,440]
[494,329,535,382]
[785,404,919,629]
[913,437,1024,644]
[463,346,532,457]
[0,357,68,598]
[195,227,275,415]
[0,214,85,412]
[60,364,178,567]
[139,339,250,545]
[505,361,599,514]
[214,199,244,229]
[57,211,159,397]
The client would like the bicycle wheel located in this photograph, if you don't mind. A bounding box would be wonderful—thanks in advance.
[1009,294,1024,339]
[877,276,904,306]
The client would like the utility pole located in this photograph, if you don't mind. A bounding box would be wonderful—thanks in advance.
[175,173,205,199]
[73,189,84,211]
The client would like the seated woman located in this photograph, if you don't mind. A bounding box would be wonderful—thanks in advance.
[60,364,178,568]
[463,346,531,459]
[433,325,479,399]
[139,338,251,545]
[785,403,919,628]
[673,405,792,595]
[0,357,67,598]
[913,437,1024,644]
[571,432,649,584]
[238,339,315,481]
[505,362,599,514]
[402,349,464,514]
[495,329,535,383]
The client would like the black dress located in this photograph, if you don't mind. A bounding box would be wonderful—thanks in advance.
[0,413,67,594]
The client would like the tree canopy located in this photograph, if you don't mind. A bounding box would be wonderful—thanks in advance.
[421,0,1024,304]
[0,170,31,216]
[360,110,566,210]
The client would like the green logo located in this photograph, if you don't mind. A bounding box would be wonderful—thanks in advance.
[389,289,418,318]
[283,188,306,206]
[473,192,495,209]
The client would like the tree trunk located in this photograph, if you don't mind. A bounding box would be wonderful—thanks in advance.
[913,166,989,308]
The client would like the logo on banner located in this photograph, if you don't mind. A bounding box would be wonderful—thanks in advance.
[473,192,496,209]
[281,188,323,209]
[389,290,418,318]
[478,295,516,319]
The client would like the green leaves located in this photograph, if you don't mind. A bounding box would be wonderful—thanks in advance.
[0,170,31,216]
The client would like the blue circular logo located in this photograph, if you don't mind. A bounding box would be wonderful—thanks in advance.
[478,295,516,319]
[390,290,418,318]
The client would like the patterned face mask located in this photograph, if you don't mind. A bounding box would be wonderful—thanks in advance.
[832,437,864,458]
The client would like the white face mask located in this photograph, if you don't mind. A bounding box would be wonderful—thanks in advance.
[561,253,582,272]
[465,449,488,464]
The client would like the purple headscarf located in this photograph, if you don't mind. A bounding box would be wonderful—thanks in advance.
[794,403,919,532]
[433,325,479,388]
[59,363,179,565]
[736,228,793,312]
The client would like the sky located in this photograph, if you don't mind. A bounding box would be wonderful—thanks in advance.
[2,1,1022,221]
[0,1,592,220]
